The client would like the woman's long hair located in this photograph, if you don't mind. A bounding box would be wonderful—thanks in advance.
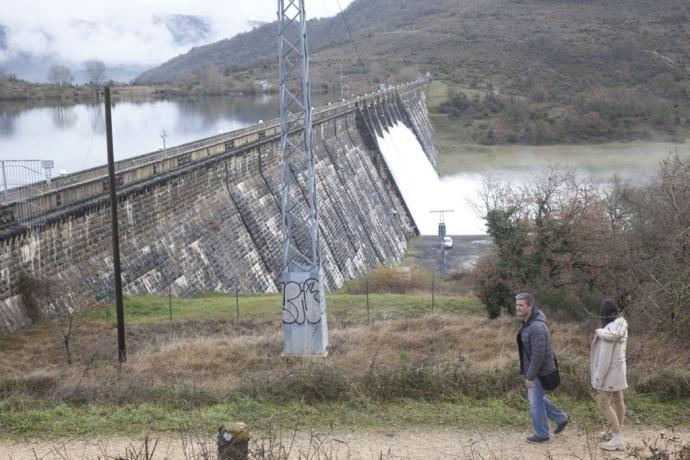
[600,298,619,327]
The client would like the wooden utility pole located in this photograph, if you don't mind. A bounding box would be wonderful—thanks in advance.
[104,86,126,363]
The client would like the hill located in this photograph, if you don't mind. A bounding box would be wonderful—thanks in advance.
[135,0,689,143]
[136,0,688,90]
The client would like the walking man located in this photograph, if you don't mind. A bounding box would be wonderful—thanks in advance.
[516,293,569,443]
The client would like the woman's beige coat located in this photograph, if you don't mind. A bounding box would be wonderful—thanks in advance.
[591,317,628,391]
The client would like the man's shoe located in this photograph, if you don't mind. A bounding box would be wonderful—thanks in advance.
[526,434,550,443]
[554,415,570,435]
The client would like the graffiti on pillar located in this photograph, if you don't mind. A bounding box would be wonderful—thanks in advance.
[282,278,322,325]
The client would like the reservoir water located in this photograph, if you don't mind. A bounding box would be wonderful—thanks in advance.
[0,94,286,174]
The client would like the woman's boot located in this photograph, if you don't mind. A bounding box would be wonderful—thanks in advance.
[601,431,624,451]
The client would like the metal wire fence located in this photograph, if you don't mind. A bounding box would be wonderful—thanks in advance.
[0,159,53,228]
[96,269,474,324]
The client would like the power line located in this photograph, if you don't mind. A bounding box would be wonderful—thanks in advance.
[334,0,373,90]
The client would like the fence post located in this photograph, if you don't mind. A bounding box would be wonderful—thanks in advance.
[217,422,249,460]
[168,285,172,321]
[432,273,435,312]
[235,282,240,319]
[106,298,110,322]
[366,275,370,324]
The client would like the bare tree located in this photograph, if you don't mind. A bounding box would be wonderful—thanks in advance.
[17,273,89,365]
[620,154,690,338]
[198,64,226,94]
[84,58,106,97]
[472,154,690,340]
[47,64,74,95]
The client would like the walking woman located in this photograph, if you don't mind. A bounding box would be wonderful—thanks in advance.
[591,298,628,451]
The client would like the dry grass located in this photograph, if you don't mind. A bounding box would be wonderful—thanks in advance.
[2,314,514,392]
[1,310,688,407]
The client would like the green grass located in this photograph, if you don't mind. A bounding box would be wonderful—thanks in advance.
[426,80,449,110]
[86,292,481,325]
[1,394,687,440]
[426,80,485,111]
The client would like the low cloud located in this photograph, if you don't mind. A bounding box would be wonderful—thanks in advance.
[0,0,353,70]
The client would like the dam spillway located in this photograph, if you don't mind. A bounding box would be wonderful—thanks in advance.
[0,81,438,332]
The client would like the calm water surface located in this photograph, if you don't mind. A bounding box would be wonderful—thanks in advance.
[0,94,292,174]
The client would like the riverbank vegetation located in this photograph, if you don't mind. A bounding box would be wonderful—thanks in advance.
[472,154,689,343]
[0,77,266,103]
[0,63,271,102]
[428,80,689,146]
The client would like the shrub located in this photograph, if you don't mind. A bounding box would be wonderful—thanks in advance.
[555,353,592,401]
[148,385,221,408]
[534,287,603,320]
[636,367,690,401]
[471,158,690,327]
[239,364,349,403]
[237,362,528,403]
[472,252,514,318]
[343,266,432,294]
[0,374,57,398]
[16,272,45,321]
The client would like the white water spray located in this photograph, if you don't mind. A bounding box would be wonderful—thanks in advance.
[376,122,486,235]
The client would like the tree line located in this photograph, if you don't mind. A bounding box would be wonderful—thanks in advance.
[45,59,107,95]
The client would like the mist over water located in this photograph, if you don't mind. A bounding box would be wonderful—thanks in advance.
[0,94,284,174]
[377,122,487,235]
[377,122,690,236]
[0,93,343,175]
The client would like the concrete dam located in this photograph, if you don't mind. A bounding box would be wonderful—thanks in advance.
[0,81,438,332]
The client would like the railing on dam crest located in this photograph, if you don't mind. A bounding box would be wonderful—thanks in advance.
[0,80,429,235]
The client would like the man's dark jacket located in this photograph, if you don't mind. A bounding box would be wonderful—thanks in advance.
[517,307,557,381]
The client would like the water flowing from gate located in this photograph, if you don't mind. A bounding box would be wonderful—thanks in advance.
[376,122,486,235]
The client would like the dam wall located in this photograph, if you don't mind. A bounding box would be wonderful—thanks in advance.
[0,81,437,332]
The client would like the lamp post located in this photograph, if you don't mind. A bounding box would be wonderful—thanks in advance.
[431,210,454,279]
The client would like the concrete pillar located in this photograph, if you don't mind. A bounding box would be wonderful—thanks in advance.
[217,422,249,460]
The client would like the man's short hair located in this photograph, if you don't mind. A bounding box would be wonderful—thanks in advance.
[515,292,536,307]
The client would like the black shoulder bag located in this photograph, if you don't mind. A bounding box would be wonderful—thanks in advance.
[538,354,560,391]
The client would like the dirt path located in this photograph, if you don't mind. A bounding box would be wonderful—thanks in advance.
[3,426,689,459]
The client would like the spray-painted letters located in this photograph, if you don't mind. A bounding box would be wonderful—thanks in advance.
[282,278,322,325]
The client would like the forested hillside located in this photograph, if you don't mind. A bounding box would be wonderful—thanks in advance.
[136,0,690,143]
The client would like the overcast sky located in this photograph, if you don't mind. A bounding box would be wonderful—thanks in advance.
[0,0,356,70]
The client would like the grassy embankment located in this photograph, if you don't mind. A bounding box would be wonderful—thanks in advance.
[426,80,690,176]
[1,284,689,440]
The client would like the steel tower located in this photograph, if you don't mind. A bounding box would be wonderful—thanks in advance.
[278,0,328,355]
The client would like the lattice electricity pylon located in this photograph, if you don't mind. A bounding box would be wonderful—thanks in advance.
[278,0,328,355]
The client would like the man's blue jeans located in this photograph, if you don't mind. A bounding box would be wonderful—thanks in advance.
[528,377,567,438]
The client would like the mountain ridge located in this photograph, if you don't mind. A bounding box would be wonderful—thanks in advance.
[134,0,690,143]
[136,0,689,92]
